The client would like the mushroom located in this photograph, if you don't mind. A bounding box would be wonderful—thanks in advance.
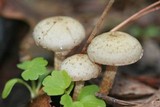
[87,31,143,94]
[33,16,85,70]
[60,54,101,100]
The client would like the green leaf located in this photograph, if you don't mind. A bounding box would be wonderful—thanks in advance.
[2,79,18,99]
[80,95,106,107]
[42,70,72,95]
[60,94,73,107]
[17,57,48,81]
[60,94,84,107]
[66,82,74,95]
[2,78,30,99]
[78,85,99,100]
[72,102,84,107]
[60,85,106,107]
[77,85,106,107]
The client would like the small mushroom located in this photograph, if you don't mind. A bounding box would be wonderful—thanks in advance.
[87,31,143,94]
[60,54,101,100]
[33,16,85,70]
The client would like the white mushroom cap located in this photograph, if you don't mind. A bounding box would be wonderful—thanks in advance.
[33,16,85,52]
[60,54,101,81]
[87,31,143,66]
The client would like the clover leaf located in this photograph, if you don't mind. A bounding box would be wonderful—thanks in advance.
[60,85,106,107]
[17,57,48,81]
[42,70,72,96]
[80,95,106,107]
[72,102,84,107]
[60,94,72,107]
[77,85,99,100]
[78,85,106,107]
[60,94,83,107]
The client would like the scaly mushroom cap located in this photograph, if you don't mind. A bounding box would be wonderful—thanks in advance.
[60,54,101,81]
[87,31,143,66]
[33,16,85,52]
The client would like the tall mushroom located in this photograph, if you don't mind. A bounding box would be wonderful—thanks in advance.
[60,54,101,100]
[87,31,143,94]
[33,16,85,70]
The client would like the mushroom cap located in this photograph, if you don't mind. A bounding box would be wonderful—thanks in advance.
[33,16,85,52]
[87,31,143,66]
[60,54,101,81]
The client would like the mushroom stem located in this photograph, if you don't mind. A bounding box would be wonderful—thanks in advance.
[54,51,68,70]
[73,81,84,101]
[100,66,117,95]
[54,53,64,70]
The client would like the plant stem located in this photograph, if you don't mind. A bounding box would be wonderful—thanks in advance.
[36,71,51,93]
[100,66,117,94]
[18,79,35,99]
[31,81,36,90]
[81,0,115,53]
[111,1,160,32]
[36,79,42,94]
[73,81,84,101]
[31,81,37,97]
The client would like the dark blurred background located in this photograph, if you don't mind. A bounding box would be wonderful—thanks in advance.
[0,0,160,107]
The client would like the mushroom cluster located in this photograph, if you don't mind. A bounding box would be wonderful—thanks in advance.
[33,16,85,70]
[33,16,143,101]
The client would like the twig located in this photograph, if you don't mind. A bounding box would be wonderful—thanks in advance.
[96,93,139,107]
[81,0,115,53]
[96,89,160,107]
[133,89,160,107]
[111,1,160,32]
[135,6,160,20]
